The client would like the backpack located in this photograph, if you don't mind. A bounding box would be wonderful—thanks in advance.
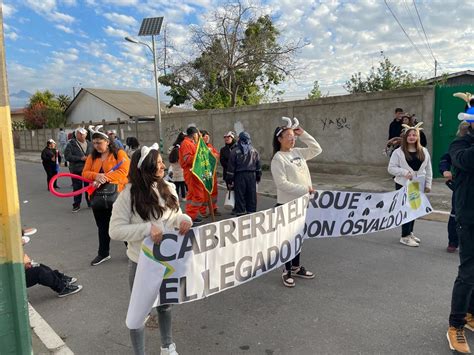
[168,145,180,164]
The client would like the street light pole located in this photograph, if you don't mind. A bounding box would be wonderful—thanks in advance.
[151,35,162,151]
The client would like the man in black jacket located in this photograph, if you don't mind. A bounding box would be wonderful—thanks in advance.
[64,127,93,212]
[447,122,474,353]
[219,131,236,182]
[226,131,261,215]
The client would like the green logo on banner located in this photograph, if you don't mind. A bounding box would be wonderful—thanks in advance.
[191,137,217,194]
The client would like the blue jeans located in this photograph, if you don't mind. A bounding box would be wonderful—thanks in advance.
[128,260,173,354]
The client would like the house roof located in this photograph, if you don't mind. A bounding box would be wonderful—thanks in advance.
[424,70,474,84]
[65,88,186,118]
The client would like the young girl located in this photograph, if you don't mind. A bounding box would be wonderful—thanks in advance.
[109,143,192,355]
[388,123,432,247]
[270,118,322,287]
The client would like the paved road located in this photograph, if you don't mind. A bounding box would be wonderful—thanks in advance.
[18,160,464,354]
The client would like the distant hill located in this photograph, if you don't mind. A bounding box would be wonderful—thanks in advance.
[10,90,32,108]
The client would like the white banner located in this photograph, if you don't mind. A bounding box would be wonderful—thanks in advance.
[126,181,432,329]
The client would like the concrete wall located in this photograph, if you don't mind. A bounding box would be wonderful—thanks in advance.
[16,86,435,175]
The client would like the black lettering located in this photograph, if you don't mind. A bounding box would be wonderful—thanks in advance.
[274,206,286,230]
[179,277,197,302]
[159,278,178,304]
[319,191,334,209]
[178,230,201,259]
[153,233,177,261]
[198,224,218,252]
[251,212,267,236]
[267,246,279,269]
[340,220,353,235]
[334,192,350,210]
[288,200,298,223]
[220,262,235,290]
[279,240,291,263]
[201,269,219,297]
[252,251,267,277]
[238,215,252,242]
[219,219,238,248]
[348,193,361,209]
[235,256,253,282]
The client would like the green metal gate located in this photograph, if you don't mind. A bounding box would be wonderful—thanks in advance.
[432,85,474,177]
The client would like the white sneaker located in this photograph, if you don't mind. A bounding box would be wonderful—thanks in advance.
[400,236,419,247]
[161,343,178,355]
[410,233,421,243]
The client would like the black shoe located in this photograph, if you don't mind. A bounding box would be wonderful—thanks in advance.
[62,275,77,285]
[57,284,82,298]
[72,205,80,213]
[193,217,203,225]
[90,255,111,266]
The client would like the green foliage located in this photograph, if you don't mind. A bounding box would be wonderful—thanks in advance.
[57,94,72,111]
[344,54,424,93]
[11,120,26,131]
[307,81,322,100]
[24,90,68,129]
[159,3,302,110]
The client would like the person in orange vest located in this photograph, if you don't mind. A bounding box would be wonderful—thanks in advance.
[179,126,205,224]
[200,130,221,217]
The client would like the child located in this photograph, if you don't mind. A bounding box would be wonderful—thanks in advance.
[388,123,432,247]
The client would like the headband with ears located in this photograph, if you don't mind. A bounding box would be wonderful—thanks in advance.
[275,116,300,137]
[137,143,159,169]
[454,92,474,122]
[88,125,109,140]
[401,122,423,135]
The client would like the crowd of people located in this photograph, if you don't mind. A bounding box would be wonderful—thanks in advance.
[31,100,474,354]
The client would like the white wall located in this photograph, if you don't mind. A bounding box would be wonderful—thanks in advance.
[67,92,129,125]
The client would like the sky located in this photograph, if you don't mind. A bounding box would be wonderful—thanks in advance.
[2,0,473,108]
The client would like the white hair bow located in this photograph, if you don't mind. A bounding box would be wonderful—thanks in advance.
[275,117,300,137]
[88,125,109,140]
[137,143,159,169]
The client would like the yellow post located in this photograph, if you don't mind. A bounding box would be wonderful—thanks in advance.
[0,7,32,354]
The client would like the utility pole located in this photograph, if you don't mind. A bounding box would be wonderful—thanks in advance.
[435,60,438,77]
[0,8,32,354]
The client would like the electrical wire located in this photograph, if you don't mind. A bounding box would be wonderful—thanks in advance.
[383,0,434,70]
[412,0,440,69]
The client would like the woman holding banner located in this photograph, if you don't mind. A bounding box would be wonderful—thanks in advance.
[109,144,192,355]
[82,126,130,266]
[271,117,322,287]
[388,123,432,247]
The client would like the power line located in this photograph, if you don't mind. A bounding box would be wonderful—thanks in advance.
[383,0,434,70]
[401,0,433,61]
[412,0,439,68]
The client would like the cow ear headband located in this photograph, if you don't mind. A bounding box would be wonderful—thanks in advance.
[275,116,300,137]
[401,122,423,135]
[137,143,159,169]
[453,92,474,122]
[88,125,109,140]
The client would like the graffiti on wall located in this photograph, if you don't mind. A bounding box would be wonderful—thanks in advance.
[320,117,351,131]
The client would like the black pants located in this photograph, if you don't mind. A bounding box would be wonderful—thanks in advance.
[43,163,58,190]
[275,203,301,271]
[449,223,474,327]
[173,181,187,199]
[72,174,89,207]
[234,172,257,214]
[395,183,415,237]
[448,193,459,248]
[25,264,66,293]
[92,207,113,257]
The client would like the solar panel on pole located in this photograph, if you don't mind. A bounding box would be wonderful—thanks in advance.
[138,17,163,36]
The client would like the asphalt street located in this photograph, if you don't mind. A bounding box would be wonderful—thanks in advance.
[18,160,463,354]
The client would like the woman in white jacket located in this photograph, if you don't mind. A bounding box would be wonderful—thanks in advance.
[270,118,322,287]
[109,143,192,355]
[388,124,432,247]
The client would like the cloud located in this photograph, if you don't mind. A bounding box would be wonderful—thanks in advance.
[2,3,16,17]
[51,11,75,23]
[55,24,73,34]
[103,25,130,38]
[103,12,138,27]
[60,0,77,5]
[5,32,19,41]
[102,0,138,6]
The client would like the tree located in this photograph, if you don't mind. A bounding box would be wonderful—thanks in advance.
[307,81,322,100]
[344,54,423,93]
[57,94,71,111]
[23,90,67,129]
[159,2,304,109]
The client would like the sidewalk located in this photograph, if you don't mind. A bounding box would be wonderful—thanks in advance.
[15,149,451,222]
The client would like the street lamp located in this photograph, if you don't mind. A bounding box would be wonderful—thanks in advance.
[125,16,164,151]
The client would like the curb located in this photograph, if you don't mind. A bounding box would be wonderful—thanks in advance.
[29,303,74,354]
